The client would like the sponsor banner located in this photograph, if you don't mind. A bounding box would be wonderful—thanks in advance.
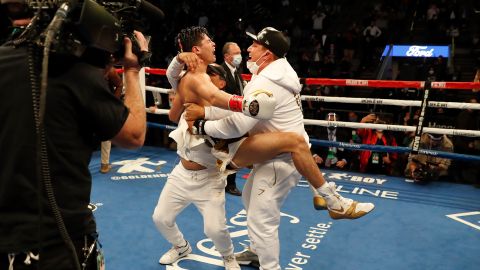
[104,157,170,181]
[382,45,449,58]
[297,172,399,201]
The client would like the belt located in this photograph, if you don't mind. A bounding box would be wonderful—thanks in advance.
[181,158,207,171]
[205,135,247,151]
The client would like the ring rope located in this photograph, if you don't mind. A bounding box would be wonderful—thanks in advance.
[305,78,425,88]
[303,120,480,137]
[310,139,480,162]
[142,73,480,162]
[138,68,480,89]
[127,67,480,89]
[147,122,178,131]
[301,95,480,110]
[146,108,170,114]
[305,78,480,90]
[147,104,480,137]
[145,122,480,162]
[146,86,170,94]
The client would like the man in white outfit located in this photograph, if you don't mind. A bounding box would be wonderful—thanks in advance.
[185,27,374,270]
[205,27,307,270]
[151,26,240,270]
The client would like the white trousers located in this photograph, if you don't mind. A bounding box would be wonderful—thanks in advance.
[100,141,111,164]
[152,163,234,257]
[243,157,300,270]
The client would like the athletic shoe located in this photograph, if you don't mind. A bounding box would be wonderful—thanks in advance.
[158,240,192,264]
[313,195,328,210]
[235,248,260,268]
[223,254,241,270]
[320,182,375,220]
[225,185,242,196]
[100,163,111,174]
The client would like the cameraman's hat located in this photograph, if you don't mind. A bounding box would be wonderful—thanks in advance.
[246,27,290,58]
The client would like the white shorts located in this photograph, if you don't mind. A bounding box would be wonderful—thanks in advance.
[211,137,247,173]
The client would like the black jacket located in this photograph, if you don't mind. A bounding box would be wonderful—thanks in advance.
[312,127,353,168]
[221,62,244,96]
[0,44,128,252]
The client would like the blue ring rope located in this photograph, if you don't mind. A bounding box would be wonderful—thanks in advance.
[147,122,480,162]
[309,138,480,162]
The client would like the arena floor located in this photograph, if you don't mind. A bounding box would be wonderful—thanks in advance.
[89,146,480,270]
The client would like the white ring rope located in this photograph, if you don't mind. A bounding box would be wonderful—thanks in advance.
[146,108,170,115]
[145,86,171,94]
[301,95,480,110]
[145,81,480,111]
[146,86,480,111]
[146,108,480,137]
[303,120,480,137]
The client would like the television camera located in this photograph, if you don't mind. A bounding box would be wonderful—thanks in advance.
[19,0,163,63]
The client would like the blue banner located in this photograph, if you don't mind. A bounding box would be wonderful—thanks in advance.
[382,45,450,58]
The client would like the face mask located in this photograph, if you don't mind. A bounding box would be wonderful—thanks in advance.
[327,113,336,122]
[232,54,242,67]
[323,87,330,95]
[246,52,268,75]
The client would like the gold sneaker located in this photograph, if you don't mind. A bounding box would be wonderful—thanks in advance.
[328,198,375,220]
[313,196,328,210]
[320,182,375,220]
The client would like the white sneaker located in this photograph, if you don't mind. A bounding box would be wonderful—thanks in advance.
[223,254,241,270]
[320,182,375,220]
[159,240,192,264]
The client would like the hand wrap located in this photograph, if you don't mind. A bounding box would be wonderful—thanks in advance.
[192,119,207,135]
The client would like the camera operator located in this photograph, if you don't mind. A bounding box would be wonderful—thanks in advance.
[0,0,31,43]
[0,26,148,270]
[405,133,454,183]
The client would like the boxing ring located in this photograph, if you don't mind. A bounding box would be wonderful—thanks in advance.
[143,68,480,162]
[89,69,480,270]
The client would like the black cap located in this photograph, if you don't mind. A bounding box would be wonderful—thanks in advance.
[246,27,290,58]
[207,64,227,81]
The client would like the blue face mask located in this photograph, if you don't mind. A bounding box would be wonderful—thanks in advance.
[232,54,242,67]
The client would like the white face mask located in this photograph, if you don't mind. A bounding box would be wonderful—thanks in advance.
[246,52,268,75]
[232,54,242,67]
